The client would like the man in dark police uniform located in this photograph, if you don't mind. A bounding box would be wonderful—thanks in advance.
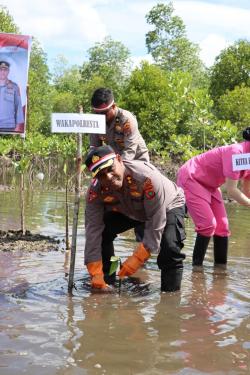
[84,145,186,293]
[0,60,24,131]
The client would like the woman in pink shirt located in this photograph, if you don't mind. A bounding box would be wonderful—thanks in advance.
[177,127,250,267]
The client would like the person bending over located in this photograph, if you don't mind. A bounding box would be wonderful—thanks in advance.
[84,145,186,292]
[177,127,250,268]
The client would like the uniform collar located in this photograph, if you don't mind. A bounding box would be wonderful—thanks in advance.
[107,107,119,129]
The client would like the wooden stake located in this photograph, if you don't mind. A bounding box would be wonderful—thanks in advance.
[20,172,25,235]
[68,107,83,292]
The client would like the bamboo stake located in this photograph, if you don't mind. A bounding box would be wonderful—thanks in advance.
[63,177,70,276]
[20,172,25,235]
[65,177,70,250]
[19,85,29,236]
[68,106,83,292]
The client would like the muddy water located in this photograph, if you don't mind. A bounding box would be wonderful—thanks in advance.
[0,190,249,375]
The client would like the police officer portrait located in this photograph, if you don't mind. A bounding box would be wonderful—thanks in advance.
[0,60,24,132]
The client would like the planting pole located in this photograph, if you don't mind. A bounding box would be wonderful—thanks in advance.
[20,172,25,235]
[68,106,83,292]
[63,168,70,276]
[20,85,29,235]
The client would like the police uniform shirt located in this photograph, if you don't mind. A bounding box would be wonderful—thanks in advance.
[0,80,24,129]
[89,107,149,162]
[84,160,185,264]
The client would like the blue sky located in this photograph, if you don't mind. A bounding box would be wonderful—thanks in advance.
[1,0,249,70]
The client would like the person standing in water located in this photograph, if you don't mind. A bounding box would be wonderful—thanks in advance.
[177,127,250,267]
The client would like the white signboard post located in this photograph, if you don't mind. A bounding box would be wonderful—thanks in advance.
[51,112,106,292]
[51,113,105,134]
[232,153,250,171]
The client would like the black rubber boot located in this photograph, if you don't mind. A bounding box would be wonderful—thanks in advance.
[104,272,116,285]
[103,260,116,285]
[134,223,145,242]
[213,235,228,265]
[102,241,115,285]
[192,234,211,266]
[161,268,183,292]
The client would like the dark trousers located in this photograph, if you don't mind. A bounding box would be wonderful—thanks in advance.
[101,206,186,275]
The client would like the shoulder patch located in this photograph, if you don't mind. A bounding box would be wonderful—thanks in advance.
[6,80,14,89]
[143,178,155,200]
[123,121,132,136]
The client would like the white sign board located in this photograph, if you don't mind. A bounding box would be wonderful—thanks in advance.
[232,153,250,171]
[51,113,106,134]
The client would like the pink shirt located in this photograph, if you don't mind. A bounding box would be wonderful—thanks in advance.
[177,142,250,201]
[189,142,250,186]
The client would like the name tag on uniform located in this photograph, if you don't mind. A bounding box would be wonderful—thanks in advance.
[232,153,250,171]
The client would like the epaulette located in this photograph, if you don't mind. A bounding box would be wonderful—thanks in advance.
[6,80,16,89]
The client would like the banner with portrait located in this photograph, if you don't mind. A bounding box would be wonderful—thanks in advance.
[0,33,32,135]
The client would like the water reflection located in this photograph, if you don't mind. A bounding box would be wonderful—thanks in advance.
[0,190,249,374]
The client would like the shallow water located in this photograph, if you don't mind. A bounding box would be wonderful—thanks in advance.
[0,190,249,375]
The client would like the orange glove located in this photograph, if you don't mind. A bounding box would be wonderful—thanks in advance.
[118,243,151,279]
[87,260,108,289]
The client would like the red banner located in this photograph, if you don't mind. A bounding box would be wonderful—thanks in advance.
[0,34,30,49]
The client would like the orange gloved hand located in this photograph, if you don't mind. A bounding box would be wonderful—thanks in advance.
[118,243,151,279]
[87,260,108,289]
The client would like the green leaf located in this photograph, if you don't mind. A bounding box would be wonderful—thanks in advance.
[109,256,120,275]
[81,164,86,172]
